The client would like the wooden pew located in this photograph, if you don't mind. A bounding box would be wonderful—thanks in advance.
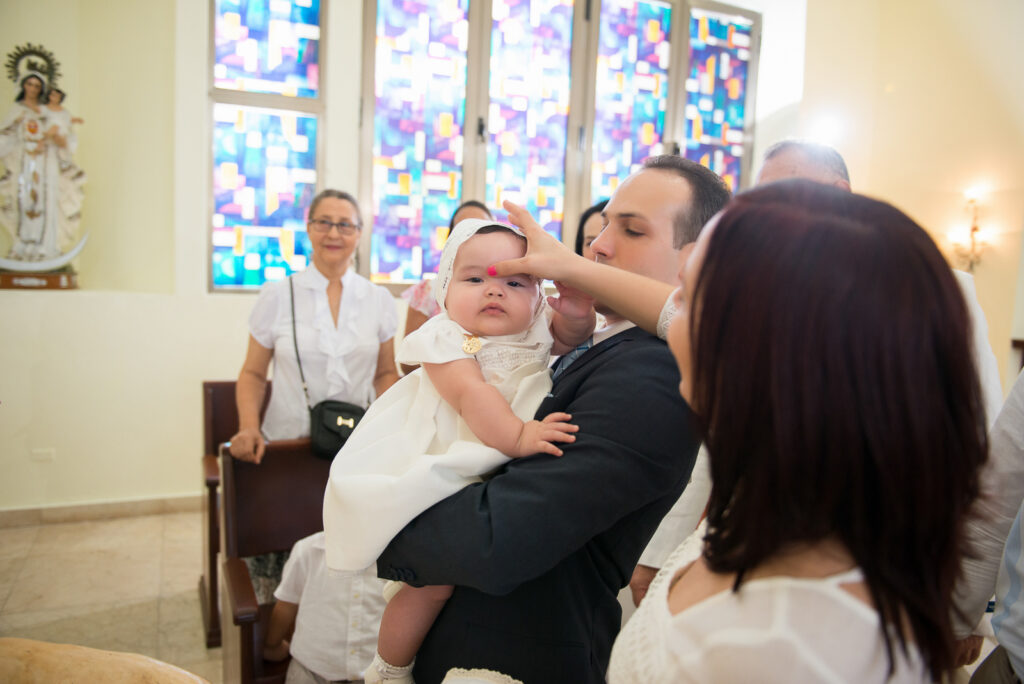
[219,437,328,684]
[198,380,270,649]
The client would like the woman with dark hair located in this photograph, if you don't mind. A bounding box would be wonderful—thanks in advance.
[399,199,493,373]
[497,181,988,681]
[447,200,491,232]
[573,199,607,259]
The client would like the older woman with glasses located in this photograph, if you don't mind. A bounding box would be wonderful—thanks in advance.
[229,189,399,464]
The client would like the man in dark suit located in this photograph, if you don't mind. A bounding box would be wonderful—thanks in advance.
[377,156,731,683]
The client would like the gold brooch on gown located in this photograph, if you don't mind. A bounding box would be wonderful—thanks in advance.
[462,334,482,354]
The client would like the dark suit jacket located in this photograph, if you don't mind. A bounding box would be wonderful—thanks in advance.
[377,327,699,683]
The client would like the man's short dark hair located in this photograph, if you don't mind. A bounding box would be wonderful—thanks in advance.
[763,140,850,183]
[641,155,732,248]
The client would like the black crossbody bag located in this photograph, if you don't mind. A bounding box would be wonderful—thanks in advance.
[289,277,365,460]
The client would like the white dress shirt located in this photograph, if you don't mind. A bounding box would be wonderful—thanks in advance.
[639,447,709,568]
[991,375,1024,677]
[249,266,397,440]
[954,370,1024,637]
[592,317,637,345]
[953,270,1003,428]
[274,532,387,681]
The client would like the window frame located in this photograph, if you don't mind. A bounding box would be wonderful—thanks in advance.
[680,0,762,193]
[207,0,329,293]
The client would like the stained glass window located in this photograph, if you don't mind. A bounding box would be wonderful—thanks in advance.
[211,103,319,289]
[370,0,470,283]
[682,7,754,191]
[214,0,321,98]
[485,0,574,239]
[591,0,672,203]
[364,0,758,283]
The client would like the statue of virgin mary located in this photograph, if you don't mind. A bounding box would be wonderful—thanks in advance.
[0,44,87,270]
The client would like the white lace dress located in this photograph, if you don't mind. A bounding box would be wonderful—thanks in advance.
[323,312,553,571]
[608,524,931,683]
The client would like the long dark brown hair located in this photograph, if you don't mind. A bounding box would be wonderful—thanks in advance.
[691,180,987,680]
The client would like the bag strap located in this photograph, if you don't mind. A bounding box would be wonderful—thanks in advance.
[289,276,313,410]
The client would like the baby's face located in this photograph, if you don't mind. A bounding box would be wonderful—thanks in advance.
[445,231,538,338]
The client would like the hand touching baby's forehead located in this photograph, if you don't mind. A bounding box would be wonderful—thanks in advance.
[444,230,541,338]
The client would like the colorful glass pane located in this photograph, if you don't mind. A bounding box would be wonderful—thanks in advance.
[214,0,321,98]
[370,0,470,283]
[485,0,574,239]
[682,7,754,191]
[211,103,318,289]
[591,0,672,203]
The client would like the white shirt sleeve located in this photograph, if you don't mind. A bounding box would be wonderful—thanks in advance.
[249,280,283,350]
[639,447,711,568]
[954,370,1024,636]
[274,535,313,604]
[953,270,1004,428]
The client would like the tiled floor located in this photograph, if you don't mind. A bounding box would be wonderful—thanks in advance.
[0,512,221,683]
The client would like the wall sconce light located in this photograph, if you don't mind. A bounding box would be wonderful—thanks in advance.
[949,189,987,272]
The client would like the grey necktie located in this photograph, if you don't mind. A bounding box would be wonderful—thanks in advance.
[551,337,593,381]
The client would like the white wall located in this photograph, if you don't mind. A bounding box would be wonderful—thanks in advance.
[1,0,1020,512]
[727,0,808,168]
[0,0,387,511]
[0,290,251,505]
[800,0,1024,393]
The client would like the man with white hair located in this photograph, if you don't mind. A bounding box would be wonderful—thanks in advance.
[755,139,852,190]
[755,140,1002,424]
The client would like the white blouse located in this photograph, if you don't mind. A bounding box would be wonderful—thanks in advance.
[608,524,930,683]
[249,266,397,441]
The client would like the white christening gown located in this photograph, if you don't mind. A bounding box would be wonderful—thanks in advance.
[323,312,553,571]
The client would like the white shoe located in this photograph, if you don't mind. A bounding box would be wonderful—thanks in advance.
[364,652,414,684]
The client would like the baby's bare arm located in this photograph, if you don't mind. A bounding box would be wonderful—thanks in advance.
[424,359,577,457]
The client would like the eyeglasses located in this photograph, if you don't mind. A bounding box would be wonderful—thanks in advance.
[308,218,360,235]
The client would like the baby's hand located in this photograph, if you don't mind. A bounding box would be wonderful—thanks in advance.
[513,412,578,457]
[548,280,594,321]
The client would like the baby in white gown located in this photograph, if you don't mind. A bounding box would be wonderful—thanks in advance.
[323,218,594,684]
